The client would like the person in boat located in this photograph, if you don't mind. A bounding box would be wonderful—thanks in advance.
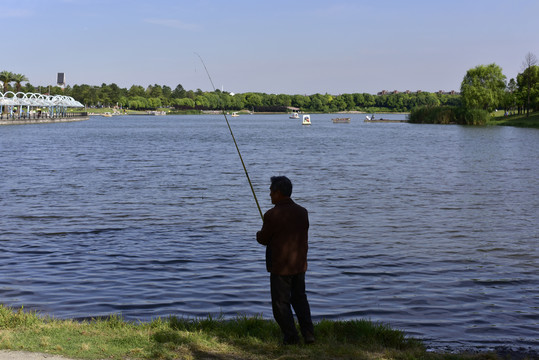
[256,176,315,345]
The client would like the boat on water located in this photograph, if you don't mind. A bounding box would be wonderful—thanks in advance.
[231,112,239,117]
[302,115,311,125]
[332,117,350,123]
[365,114,408,123]
[102,112,112,117]
[365,114,376,121]
[148,110,166,116]
[289,112,300,119]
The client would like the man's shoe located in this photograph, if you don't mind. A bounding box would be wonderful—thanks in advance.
[283,336,300,345]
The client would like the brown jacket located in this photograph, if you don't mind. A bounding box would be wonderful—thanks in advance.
[256,198,309,275]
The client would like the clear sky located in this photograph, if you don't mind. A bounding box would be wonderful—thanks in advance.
[2,0,538,95]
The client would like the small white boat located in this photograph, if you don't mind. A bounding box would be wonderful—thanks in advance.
[289,112,299,119]
[148,110,166,116]
[365,114,407,123]
[302,114,311,125]
[231,112,239,117]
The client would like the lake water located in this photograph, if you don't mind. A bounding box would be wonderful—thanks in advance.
[0,114,537,352]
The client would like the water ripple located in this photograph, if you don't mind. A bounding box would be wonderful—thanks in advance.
[0,115,537,352]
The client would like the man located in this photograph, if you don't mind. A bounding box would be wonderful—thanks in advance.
[256,176,315,345]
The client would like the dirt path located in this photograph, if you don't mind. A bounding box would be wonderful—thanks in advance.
[0,350,76,359]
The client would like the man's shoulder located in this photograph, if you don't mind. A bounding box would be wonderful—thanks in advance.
[270,198,308,213]
[281,200,308,216]
[289,199,307,212]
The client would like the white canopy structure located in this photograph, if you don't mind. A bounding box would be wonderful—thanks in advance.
[0,91,84,107]
[0,91,84,119]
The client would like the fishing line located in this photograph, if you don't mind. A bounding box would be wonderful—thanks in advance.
[195,53,264,221]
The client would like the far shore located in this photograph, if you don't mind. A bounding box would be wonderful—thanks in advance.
[74,108,538,128]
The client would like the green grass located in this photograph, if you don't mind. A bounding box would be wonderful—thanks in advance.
[488,111,539,128]
[0,305,509,360]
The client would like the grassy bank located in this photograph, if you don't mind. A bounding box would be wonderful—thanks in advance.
[488,111,539,128]
[409,106,539,128]
[0,305,510,360]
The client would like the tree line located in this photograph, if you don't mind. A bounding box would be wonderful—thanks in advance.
[1,71,460,113]
[2,52,537,115]
[460,52,539,115]
[410,52,539,125]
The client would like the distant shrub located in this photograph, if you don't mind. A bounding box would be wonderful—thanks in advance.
[454,107,490,125]
[409,106,489,125]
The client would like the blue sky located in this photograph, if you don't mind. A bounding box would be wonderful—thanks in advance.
[2,0,538,94]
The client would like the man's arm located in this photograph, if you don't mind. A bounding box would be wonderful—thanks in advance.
[256,212,272,245]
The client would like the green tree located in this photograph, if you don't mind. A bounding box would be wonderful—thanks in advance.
[163,85,172,101]
[71,84,93,106]
[12,73,28,92]
[331,95,347,111]
[148,97,162,109]
[128,96,148,110]
[341,94,355,110]
[128,85,146,97]
[203,92,220,109]
[229,93,245,110]
[363,93,375,108]
[173,98,195,109]
[171,84,186,99]
[195,95,209,109]
[424,92,441,107]
[275,94,292,108]
[108,83,123,106]
[375,94,388,108]
[48,86,64,96]
[244,93,263,110]
[503,78,518,112]
[291,94,308,109]
[517,66,539,114]
[118,96,129,108]
[22,82,36,93]
[353,93,365,107]
[147,84,163,99]
[88,86,99,106]
[460,63,506,111]
[0,70,14,93]
[308,94,330,112]
[519,52,538,116]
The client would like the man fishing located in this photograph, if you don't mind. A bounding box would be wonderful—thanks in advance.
[256,176,315,345]
[196,56,313,344]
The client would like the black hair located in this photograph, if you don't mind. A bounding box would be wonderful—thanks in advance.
[270,176,293,197]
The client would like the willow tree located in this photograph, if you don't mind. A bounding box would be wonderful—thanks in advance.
[460,63,506,111]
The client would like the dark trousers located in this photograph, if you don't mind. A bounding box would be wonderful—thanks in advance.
[270,272,314,343]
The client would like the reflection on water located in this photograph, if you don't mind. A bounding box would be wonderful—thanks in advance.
[0,114,537,351]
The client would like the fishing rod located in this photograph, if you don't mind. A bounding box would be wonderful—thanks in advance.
[195,53,264,221]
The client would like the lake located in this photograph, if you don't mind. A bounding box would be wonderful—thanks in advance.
[0,114,537,352]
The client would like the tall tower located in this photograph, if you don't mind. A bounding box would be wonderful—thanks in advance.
[57,73,65,90]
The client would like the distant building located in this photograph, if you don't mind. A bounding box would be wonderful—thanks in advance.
[374,89,459,95]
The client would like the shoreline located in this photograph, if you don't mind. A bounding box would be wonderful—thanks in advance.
[0,116,89,126]
[0,304,536,360]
